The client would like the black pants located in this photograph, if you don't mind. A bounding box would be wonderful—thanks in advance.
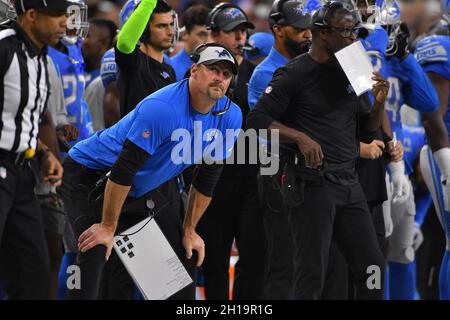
[258,172,294,300]
[416,205,446,300]
[0,158,50,299]
[197,176,265,300]
[59,157,195,300]
[347,202,386,299]
[259,171,353,300]
[289,179,385,300]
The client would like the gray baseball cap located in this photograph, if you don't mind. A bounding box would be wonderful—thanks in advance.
[196,45,238,75]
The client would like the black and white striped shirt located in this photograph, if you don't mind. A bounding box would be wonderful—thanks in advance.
[0,22,50,153]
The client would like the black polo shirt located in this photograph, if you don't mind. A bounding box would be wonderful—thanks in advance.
[115,45,176,117]
[248,53,371,168]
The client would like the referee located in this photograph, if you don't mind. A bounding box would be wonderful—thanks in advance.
[0,0,66,299]
[247,2,388,299]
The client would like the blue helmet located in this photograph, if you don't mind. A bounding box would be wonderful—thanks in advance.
[100,48,117,88]
[64,0,90,45]
[119,0,140,29]
[0,0,16,25]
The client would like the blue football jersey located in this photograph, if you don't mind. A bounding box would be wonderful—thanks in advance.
[48,41,93,144]
[402,124,427,175]
[384,54,439,144]
[415,35,450,141]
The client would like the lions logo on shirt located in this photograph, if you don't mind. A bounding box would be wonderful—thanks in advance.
[265,86,272,94]
[204,129,219,142]
[161,71,171,79]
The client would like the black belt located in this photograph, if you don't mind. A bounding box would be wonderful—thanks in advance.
[0,149,33,166]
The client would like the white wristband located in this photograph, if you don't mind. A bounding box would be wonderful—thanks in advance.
[433,147,450,180]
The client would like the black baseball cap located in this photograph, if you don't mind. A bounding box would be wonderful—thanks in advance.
[269,0,312,29]
[209,6,255,32]
[15,0,73,15]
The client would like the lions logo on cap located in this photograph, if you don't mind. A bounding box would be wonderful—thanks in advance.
[216,49,232,58]
[222,7,245,19]
[294,1,305,15]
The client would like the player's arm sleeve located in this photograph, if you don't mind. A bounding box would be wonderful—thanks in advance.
[414,38,450,81]
[109,139,151,186]
[246,64,297,131]
[192,163,224,197]
[248,69,271,110]
[402,54,439,113]
[116,0,158,54]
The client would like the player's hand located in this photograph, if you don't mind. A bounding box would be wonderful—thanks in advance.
[386,139,404,162]
[182,228,205,267]
[295,132,324,168]
[372,72,390,105]
[78,223,115,260]
[360,140,385,159]
[389,161,411,204]
[41,150,63,186]
[61,124,79,141]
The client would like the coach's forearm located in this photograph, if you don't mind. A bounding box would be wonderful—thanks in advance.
[183,186,211,231]
[101,179,131,232]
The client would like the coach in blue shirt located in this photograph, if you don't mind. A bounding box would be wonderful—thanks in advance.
[59,44,242,300]
[248,0,312,109]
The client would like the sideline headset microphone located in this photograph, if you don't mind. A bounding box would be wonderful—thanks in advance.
[207,2,250,32]
[312,1,344,28]
[190,43,238,116]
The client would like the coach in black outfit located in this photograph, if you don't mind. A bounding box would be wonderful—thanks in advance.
[247,2,389,299]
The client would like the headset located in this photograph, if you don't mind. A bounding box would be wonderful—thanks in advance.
[207,2,249,32]
[190,42,237,116]
[269,0,292,27]
[313,1,344,27]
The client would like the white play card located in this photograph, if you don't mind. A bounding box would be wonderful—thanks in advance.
[335,41,375,96]
[113,217,193,300]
